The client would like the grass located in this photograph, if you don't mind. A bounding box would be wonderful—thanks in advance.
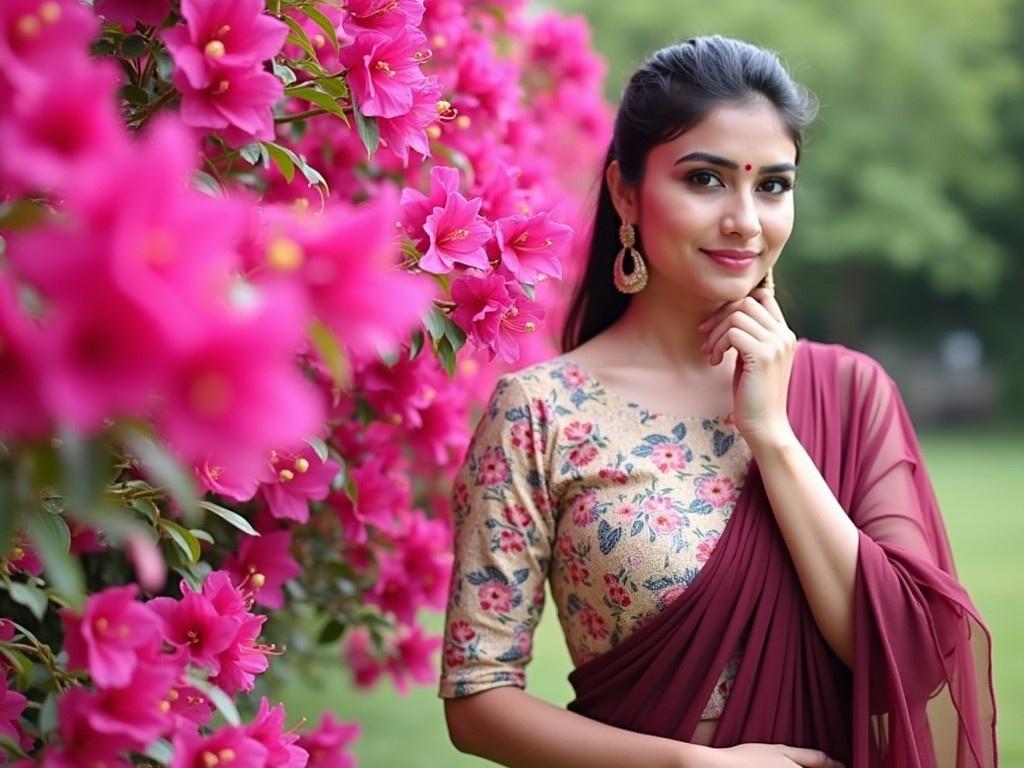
[281,430,1023,767]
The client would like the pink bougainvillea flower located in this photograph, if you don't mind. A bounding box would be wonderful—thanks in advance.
[262,191,433,357]
[472,163,531,220]
[124,530,167,592]
[245,697,308,768]
[61,584,161,688]
[450,275,543,363]
[155,281,324,482]
[196,454,273,502]
[419,192,492,273]
[0,0,98,95]
[391,513,453,612]
[377,74,442,166]
[3,535,42,577]
[296,712,360,768]
[0,58,124,194]
[0,276,49,439]
[162,0,287,89]
[494,211,571,283]
[148,584,240,673]
[170,724,269,768]
[211,612,269,695]
[223,529,301,609]
[366,555,418,624]
[386,622,443,694]
[84,659,177,746]
[329,456,411,542]
[41,688,134,768]
[174,62,282,147]
[0,674,29,752]
[94,0,171,27]
[343,627,385,689]
[399,164,461,249]
[260,445,341,523]
[165,681,215,728]
[338,25,429,118]
[343,0,423,34]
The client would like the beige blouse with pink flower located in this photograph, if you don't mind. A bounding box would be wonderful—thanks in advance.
[439,356,753,720]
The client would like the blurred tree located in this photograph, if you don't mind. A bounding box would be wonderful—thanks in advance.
[543,0,1024,417]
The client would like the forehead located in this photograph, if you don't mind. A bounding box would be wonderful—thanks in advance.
[651,101,797,165]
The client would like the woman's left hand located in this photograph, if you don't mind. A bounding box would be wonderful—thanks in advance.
[698,287,797,444]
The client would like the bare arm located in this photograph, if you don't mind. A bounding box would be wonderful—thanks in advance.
[445,686,707,768]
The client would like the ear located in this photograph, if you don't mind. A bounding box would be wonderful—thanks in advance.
[606,161,638,224]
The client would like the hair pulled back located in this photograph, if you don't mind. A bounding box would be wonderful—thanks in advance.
[561,35,817,352]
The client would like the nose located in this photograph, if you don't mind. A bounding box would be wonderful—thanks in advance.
[719,189,761,240]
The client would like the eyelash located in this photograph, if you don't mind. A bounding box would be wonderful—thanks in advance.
[687,171,794,194]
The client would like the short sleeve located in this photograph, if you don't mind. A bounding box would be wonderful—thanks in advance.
[438,374,556,699]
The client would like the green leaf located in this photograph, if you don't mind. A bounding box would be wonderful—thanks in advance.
[262,141,296,183]
[280,14,318,60]
[308,318,350,387]
[7,581,48,622]
[120,428,199,523]
[159,519,201,564]
[436,336,458,376]
[295,157,328,190]
[39,692,58,734]
[57,430,112,512]
[444,317,467,350]
[286,85,348,119]
[317,619,346,644]
[315,76,349,100]
[0,646,33,691]
[0,199,47,230]
[121,34,148,57]
[409,329,425,360]
[190,529,215,545]
[144,739,174,763]
[25,512,84,611]
[239,142,263,165]
[197,501,259,537]
[423,306,447,341]
[119,84,150,105]
[304,436,329,463]
[0,482,16,559]
[272,58,297,86]
[185,674,240,726]
[191,169,223,198]
[0,733,29,761]
[352,105,380,159]
[296,4,340,52]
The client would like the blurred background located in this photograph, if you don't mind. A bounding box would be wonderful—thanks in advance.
[281,1,1024,764]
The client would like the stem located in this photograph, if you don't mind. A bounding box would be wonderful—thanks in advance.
[276,108,328,125]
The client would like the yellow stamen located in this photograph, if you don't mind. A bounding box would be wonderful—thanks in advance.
[389,413,403,425]
[96,617,109,631]
[159,700,171,713]
[212,79,230,95]
[40,2,61,23]
[204,40,226,58]
[294,457,310,473]
[167,688,180,702]
[250,573,266,588]
[431,34,447,48]
[312,33,326,48]
[17,15,41,37]
[216,24,231,36]
[439,228,469,244]
[218,749,236,763]
[278,468,295,482]
[525,322,536,332]
[202,752,219,768]
[456,115,471,130]
[118,624,131,637]
[375,60,396,77]
[267,237,303,271]
[426,125,442,140]
[422,387,437,402]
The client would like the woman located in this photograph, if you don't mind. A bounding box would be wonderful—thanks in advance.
[438,36,997,768]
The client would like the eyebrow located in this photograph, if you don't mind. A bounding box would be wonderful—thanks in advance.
[674,151,796,174]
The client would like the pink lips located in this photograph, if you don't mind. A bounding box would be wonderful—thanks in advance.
[701,249,759,271]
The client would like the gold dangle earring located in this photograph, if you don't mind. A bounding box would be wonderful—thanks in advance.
[613,221,648,294]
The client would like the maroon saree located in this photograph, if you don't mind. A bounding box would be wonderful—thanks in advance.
[567,340,997,767]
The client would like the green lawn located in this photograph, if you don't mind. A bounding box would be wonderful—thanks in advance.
[280,430,1023,767]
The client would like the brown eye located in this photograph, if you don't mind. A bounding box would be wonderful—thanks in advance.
[758,178,794,194]
[688,171,723,188]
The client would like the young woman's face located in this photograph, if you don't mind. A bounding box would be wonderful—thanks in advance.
[613,100,798,306]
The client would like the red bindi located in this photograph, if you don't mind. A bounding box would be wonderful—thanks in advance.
[744,163,752,171]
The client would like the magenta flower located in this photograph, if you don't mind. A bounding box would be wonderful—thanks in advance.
[174,62,282,147]
[94,0,171,27]
[0,0,97,95]
[156,282,324,483]
[419,192,492,273]
[296,712,361,768]
[0,674,29,753]
[171,724,269,768]
[386,622,443,694]
[367,556,419,624]
[343,0,424,34]
[378,75,442,166]
[162,0,287,90]
[41,688,134,768]
[263,191,433,357]
[0,59,124,194]
[329,456,410,542]
[495,211,572,283]
[148,585,241,673]
[338,25,429,118]
[343,628,385,689]
[261,446,341,523]
[0,276,48,439]
[394,514,453,612]
[211,613,269,695]
[196,455,272,502]
[61,584,161,688]
[84,659,177,746]
[245,697,309,768]
[399,164,461,249]
[452,271,547,362]
[224,529,301,609]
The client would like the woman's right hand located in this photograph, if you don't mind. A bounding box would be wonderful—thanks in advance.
[702,743,845,768]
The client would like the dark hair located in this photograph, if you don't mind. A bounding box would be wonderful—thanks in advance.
[560,35,818,352]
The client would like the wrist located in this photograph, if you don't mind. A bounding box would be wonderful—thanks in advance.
[741,420,799,453]
[674,742,717,768]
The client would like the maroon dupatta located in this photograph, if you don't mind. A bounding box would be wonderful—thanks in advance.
[567,340,997,767]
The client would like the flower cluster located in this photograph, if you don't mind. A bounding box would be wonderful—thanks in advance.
[0,0,610,763]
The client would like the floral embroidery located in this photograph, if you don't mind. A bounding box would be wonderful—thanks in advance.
[440,359,752,721]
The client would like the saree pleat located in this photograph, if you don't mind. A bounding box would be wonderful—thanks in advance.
[567,340,997,767]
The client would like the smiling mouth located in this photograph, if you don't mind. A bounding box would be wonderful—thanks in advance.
[700,249,760,270]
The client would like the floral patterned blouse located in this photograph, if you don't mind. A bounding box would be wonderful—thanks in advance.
[439,357,753,720]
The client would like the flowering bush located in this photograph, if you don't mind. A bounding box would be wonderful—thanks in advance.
[0,0,609,764]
